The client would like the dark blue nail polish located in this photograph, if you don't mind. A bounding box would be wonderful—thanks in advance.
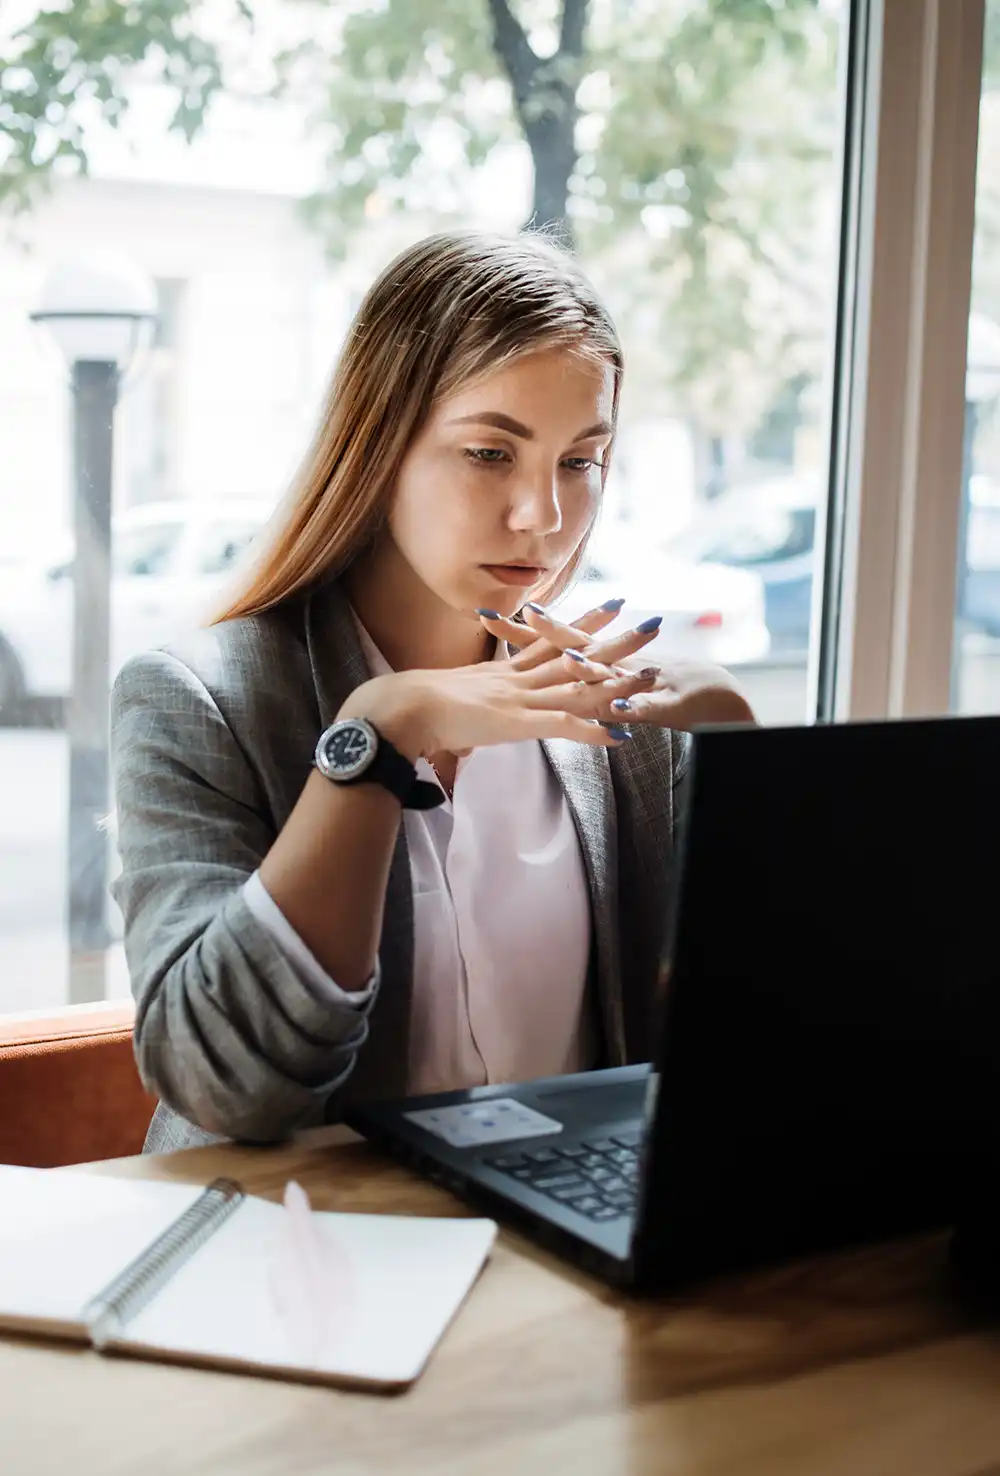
[606,725,632,741]
[475,608,500,620]
[524,601,546,614]
[636,615,662,634]
[611,697,631,712]
[600,597,625,612]
[565,648,586,662]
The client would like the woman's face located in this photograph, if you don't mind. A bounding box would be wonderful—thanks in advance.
[387,346,615,619]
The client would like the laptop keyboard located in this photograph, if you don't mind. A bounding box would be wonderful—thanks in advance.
[483,1126,643,1222]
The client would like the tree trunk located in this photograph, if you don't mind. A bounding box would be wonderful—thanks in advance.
[523,82,579,247]
[486,0,589,251]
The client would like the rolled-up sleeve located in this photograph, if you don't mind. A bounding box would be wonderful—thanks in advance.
[110,649,380,1143]
[242,870,378,1004]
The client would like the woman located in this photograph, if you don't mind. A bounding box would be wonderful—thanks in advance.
[111,230,754,1154]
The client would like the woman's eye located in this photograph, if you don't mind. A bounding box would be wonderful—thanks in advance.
[465,447,509,465]
[463,448,601,472]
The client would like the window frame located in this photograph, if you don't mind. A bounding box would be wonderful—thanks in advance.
[1,0,992,1018]
[815,0,986,722]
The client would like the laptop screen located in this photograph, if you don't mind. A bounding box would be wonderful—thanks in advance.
[641,714,1000,1282]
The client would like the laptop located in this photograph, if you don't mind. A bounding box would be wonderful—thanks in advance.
[346,715,1000,1294]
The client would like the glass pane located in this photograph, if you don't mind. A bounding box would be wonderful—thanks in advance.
[954,0,1000,714]
[0,0,850,1009]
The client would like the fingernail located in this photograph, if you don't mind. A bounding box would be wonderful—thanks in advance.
[606,725,632,741]
[636,615,662,634]
[639,666,658,679]
[476,607,500,619]
[599,597,625,612]
[611,698,631,712]
[524,601,546,614]
[565,648,586,663]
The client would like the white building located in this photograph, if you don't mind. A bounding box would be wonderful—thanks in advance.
[0,175,349,560]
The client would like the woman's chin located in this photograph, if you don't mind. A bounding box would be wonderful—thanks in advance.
[448,578,524,619]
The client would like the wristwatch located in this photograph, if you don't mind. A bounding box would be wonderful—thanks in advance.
[313,718,444,810]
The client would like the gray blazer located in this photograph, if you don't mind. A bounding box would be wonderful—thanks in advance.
[110,580,688,1154]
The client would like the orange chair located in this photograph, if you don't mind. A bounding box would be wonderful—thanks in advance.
[0,1001,156,1167]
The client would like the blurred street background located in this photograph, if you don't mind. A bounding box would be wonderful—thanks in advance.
[4,0,1000,1008]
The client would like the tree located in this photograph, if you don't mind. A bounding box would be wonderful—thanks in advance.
[488,0,588,245]
[1,0,841,446]
[280,0,838,435]
[0,0,237,213]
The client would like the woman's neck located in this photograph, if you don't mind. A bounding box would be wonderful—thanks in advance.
[344,541,493,672]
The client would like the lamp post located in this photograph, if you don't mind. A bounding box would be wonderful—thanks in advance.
[30,257,157,1003]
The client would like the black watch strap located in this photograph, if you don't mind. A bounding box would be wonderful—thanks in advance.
[316,718,445,810]
[371,734,445,810]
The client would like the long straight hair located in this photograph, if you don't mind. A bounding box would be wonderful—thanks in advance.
[214,231,624,624]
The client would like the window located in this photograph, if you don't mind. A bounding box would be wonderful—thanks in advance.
[2,0,949,1012]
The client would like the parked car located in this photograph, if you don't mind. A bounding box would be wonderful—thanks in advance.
[558,516,772,667]
[668,477,817,654]
[669,473,1000,654]
[0,499,273,706]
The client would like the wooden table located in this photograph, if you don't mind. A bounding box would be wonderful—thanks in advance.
[3,1133,1000,1476]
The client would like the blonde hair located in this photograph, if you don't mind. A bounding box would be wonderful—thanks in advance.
[214,230,624,623]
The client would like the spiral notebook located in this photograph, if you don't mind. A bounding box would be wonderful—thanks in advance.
[0,1165,496,1390]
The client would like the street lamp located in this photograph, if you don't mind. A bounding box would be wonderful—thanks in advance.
[30,256,157,1003]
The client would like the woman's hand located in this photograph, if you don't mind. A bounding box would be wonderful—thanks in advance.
[336,595,658,760]
[479,602,757,733]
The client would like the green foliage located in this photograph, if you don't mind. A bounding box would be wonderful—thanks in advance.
[0,0,843,433]
[280,0,513,246]
[0,0,237,210]
[578,0,838,425]
[284,0,840,429]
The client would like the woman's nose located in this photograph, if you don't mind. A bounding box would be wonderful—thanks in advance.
[509,469,563,535]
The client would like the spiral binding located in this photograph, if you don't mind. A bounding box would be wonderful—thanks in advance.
[82,1176,245,1350]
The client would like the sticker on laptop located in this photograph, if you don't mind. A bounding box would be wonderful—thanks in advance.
[404,1098,564,1149]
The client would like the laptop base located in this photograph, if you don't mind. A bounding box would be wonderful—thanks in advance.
[346,1065,652,1287]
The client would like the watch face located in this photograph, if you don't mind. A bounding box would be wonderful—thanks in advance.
[317,719,377,781]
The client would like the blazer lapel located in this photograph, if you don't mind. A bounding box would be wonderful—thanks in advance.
[304,581,415,1102]
[541,738,625,1065]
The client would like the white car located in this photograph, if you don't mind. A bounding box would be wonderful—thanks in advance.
[0,499,273,706]
[0,502,769,711]
[557,518,771,667]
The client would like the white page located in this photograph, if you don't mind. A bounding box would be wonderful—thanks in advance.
[0,1166,203,1333]
[124,1199,497,1387]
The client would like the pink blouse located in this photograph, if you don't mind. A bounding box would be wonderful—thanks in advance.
[243,617,595,1095]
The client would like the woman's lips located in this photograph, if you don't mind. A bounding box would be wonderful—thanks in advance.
[481,564,545,587]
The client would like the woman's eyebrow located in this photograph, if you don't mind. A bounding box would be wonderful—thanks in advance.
[448,411,613,441]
